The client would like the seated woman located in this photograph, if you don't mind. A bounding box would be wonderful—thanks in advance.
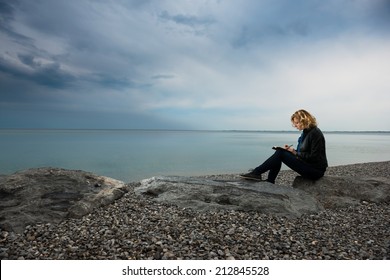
[240,109,328,183]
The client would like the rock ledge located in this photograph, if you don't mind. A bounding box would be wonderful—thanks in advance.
[135,176,324,217]
[293,175,390,208]
[0,167,128,233]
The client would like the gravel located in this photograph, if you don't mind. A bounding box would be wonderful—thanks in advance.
[1,161,389,260]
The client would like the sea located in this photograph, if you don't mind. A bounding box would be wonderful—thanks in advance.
[1,129,389,182]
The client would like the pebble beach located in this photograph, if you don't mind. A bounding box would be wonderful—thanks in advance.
[1,161,389,260]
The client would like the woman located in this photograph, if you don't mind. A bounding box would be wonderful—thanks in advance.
[240,109,328,183]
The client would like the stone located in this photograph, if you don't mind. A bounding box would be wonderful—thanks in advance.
[134,176,324,217]
[2,165,389,236]
[292,176,390,208]
[0,167,128,233]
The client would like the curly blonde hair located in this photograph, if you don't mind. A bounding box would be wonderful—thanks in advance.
[291,109,317,129]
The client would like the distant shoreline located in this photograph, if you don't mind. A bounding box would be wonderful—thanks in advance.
[2,160,390,184]
[0,128,389,134]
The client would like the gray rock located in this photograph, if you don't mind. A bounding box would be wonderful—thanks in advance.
[0,167,128,233]
[2,164,389,236]
[134,176,324,217]
[293,176,390,208]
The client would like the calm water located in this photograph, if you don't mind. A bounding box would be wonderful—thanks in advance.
[1,129,389,182]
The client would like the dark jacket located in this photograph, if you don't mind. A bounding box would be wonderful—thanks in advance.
[297,126,328,171]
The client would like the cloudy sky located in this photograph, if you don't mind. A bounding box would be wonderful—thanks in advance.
[1,0,389,131]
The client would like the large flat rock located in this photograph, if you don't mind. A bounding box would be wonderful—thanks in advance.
[135,176,324,217]
[293,176,390,208]
[0,168,128,233]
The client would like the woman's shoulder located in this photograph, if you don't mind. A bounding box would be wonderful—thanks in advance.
[306,126,324,136]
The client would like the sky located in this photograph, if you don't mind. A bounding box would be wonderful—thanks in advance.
[0,0,389,131]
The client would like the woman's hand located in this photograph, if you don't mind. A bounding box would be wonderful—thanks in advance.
[284,144,297,155]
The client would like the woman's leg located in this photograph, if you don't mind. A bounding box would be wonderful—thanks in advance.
[279,151,325,181]
[252,149,284,183]
[252,149,324,183]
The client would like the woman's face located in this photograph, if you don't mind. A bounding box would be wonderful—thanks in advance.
[292,118,304,131]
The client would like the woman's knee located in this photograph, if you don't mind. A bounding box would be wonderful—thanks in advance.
[280,150,299,163]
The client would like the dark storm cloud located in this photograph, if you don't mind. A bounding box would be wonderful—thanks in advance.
[159,10,216,28]
[91,73,152,90]
[229,0,390,48]
[151,74,175,80]
[0,0,14,23]
[0,54,75,89]
[0,1,33,45]
[0,0,389,130]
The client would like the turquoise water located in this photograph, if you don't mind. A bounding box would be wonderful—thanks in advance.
[1,130,389,182]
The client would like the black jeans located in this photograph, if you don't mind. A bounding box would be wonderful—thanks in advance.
[252,149,325,183]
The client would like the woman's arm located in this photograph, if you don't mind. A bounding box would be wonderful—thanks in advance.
[296,129,325,163]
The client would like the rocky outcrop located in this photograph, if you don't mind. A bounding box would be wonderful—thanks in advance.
[135,176,324,217]
[0,168,128,233]
[135,175,390,216]
[293,176,390,208]
[2,166,389,234]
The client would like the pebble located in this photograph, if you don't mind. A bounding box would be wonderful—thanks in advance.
[0,162,389,260]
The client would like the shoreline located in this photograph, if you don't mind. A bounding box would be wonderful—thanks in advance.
[1,160,390,183]
[1,160,389,260]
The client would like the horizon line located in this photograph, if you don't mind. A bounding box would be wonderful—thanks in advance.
[1,128,389,133]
